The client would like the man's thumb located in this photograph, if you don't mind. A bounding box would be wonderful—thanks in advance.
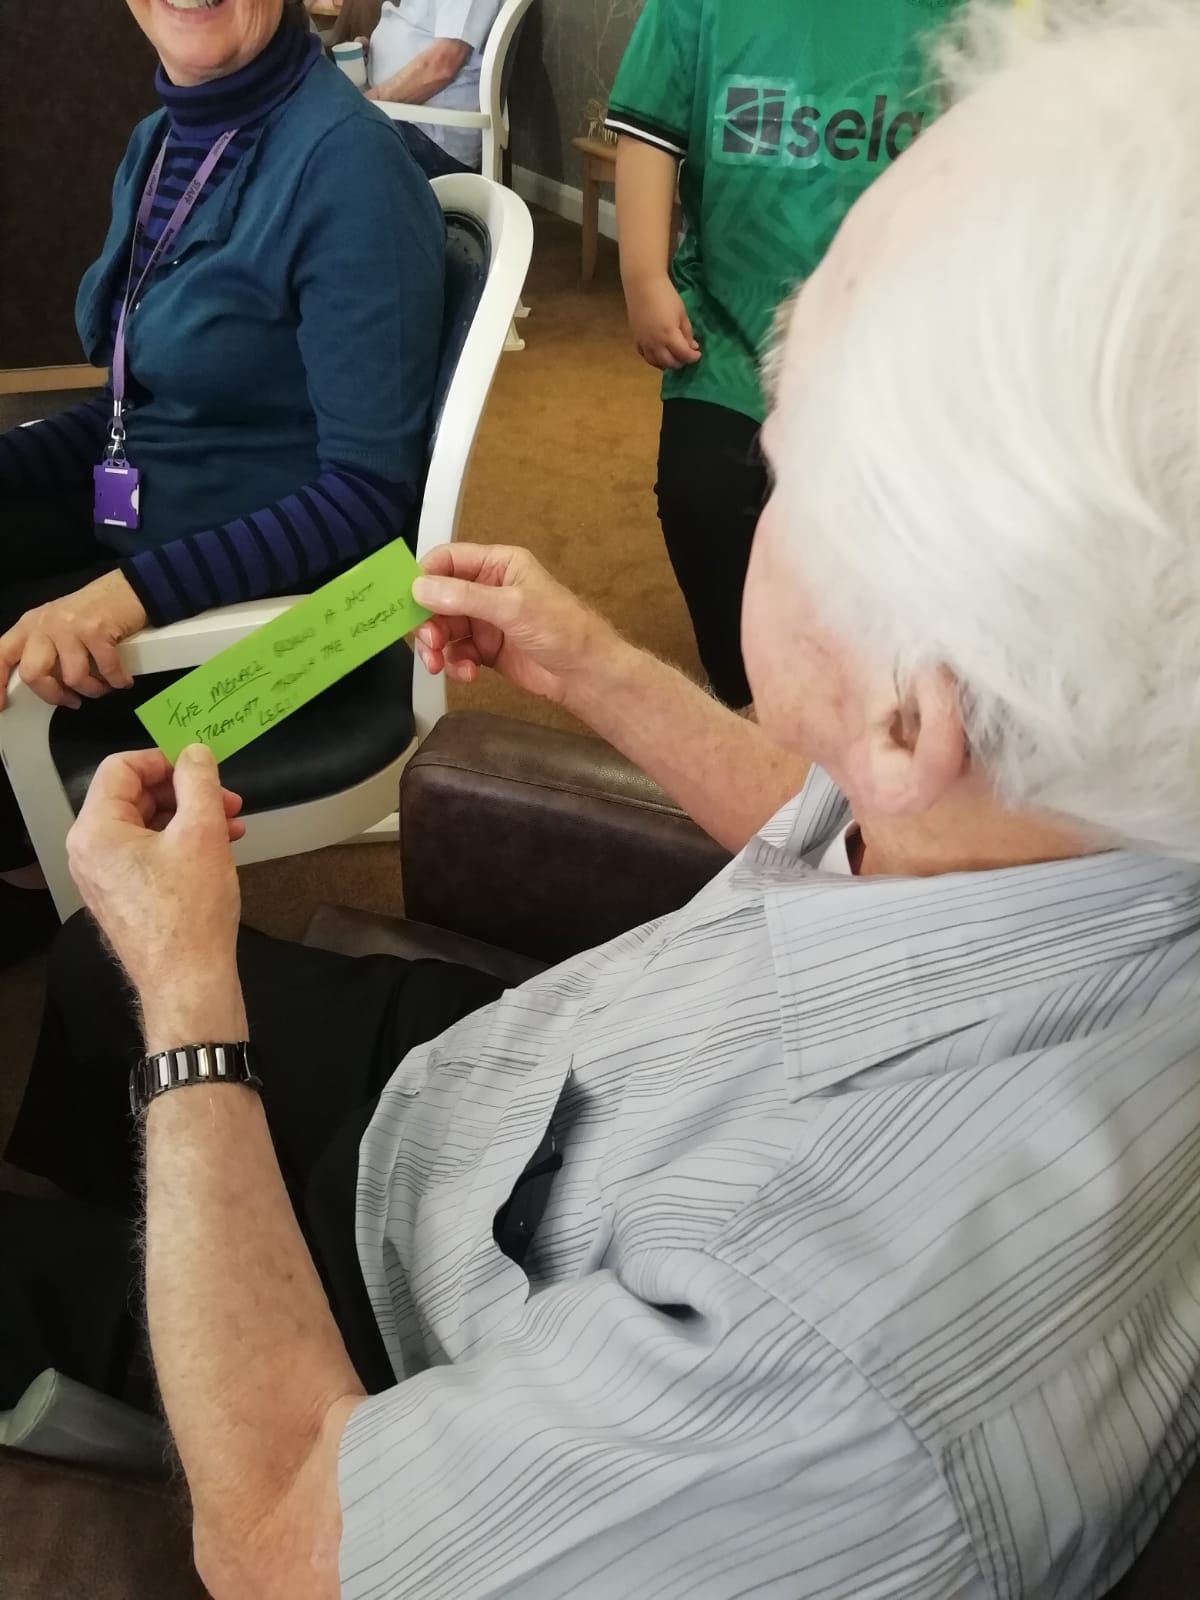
[173,743,223,820]
[413,574,516,628]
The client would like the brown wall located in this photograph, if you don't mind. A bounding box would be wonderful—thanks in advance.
[0,0,157,368]
[509,0,644,185]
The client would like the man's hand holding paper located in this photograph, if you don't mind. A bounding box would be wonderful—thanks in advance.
[412,543,621,703]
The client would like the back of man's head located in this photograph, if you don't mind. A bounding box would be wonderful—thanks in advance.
[776,0,1200,859]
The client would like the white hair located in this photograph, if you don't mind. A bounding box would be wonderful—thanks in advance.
[778,0,1200,858]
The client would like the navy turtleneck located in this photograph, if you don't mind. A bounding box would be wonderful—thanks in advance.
[155,12,318,140]
[129,20,320,310]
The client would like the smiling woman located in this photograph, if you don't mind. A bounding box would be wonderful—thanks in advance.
[0,0,446,967]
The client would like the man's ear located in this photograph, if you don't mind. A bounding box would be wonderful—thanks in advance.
[845,663,967,817]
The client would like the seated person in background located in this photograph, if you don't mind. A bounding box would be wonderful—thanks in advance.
[6,2,1200,1595]
[365,1,505,178]
[0,0,444,971]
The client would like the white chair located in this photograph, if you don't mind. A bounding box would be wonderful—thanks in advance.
[0,174,533,920]
[377,0,535,348]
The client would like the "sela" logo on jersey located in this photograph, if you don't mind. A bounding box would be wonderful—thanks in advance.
[715,78,926,170]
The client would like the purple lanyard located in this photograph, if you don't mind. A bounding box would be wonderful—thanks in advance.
[109,128,238,450]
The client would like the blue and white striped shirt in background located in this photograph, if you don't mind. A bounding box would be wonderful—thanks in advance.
[339,766,1200,1599]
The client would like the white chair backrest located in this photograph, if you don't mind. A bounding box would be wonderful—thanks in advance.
[411,172,532,737]
[478,0,536,178]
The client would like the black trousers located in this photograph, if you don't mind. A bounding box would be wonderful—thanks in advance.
[0,488,115,870]
[0,913,504,1408]
[655,399,767,711]
[396,121,475,181]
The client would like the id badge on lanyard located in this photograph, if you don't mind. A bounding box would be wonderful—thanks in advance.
[95,127,238,530]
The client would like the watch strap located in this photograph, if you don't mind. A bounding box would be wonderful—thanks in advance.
[129,1041,262,1116]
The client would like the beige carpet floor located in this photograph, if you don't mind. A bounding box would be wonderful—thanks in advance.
[0,209,702,1131]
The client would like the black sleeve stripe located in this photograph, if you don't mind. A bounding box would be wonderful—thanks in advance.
[182,536,222,611]
[117,557,159,625]
[269,502,314,588]
[148,548,193,621]
[329,474,397,544]
[294,486,342,567]
[604,110,687,160]
[213,524,252,600]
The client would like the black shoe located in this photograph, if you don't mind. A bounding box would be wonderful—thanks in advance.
[0,882,60,971]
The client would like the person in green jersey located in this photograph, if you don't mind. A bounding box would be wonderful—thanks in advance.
[607,0,959,707]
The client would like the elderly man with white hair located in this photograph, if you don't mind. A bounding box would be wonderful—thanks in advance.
[3,1,1199,1596]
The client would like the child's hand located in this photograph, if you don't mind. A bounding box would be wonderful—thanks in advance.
[626,276,702,371]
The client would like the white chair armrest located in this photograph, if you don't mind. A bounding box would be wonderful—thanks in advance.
[376,102,490,130]
[118,597,304,676]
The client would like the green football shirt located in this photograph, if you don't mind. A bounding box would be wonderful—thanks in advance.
[607,0,962,423]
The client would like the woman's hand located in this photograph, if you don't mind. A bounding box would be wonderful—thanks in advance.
[411,544,623,706]
[0,571,145,712]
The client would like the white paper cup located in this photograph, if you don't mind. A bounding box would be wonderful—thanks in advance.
[333,40,367,89]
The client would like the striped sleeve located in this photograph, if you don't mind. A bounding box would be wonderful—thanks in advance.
[605,0,701,160]
[336,1264,978,1600]
[119,462,415,626]
[0,397,110,494]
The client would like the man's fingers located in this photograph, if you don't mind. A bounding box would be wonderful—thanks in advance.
[104,747,175,787]
[78,749,174,830]
[412,573,519,630]
[443,637,483,665]
[413,614,461,652]
[221,787,244,818]
[433,633,480,683]
[419,542,520,583]
[139,780,179,826]
[169,744,228,833]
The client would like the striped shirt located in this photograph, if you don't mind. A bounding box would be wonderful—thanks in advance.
[339,765,1200,1599]
[0,21,413,628]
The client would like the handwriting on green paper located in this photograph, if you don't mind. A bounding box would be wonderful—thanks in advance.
[135,540,430,765]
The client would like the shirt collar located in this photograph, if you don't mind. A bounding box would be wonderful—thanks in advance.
[739,769,1200,1098]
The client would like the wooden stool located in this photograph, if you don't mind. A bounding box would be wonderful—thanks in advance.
[571,135,617,284]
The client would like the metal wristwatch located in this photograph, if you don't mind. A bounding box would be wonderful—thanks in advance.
[129,1041,263,1117]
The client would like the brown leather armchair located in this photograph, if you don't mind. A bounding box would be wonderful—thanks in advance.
[1,711,1195,1597]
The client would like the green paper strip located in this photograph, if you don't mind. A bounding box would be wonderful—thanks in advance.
[135,540,431,766]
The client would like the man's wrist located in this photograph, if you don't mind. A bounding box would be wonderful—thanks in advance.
[559,630,651,725]
[140,974,248,1055]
